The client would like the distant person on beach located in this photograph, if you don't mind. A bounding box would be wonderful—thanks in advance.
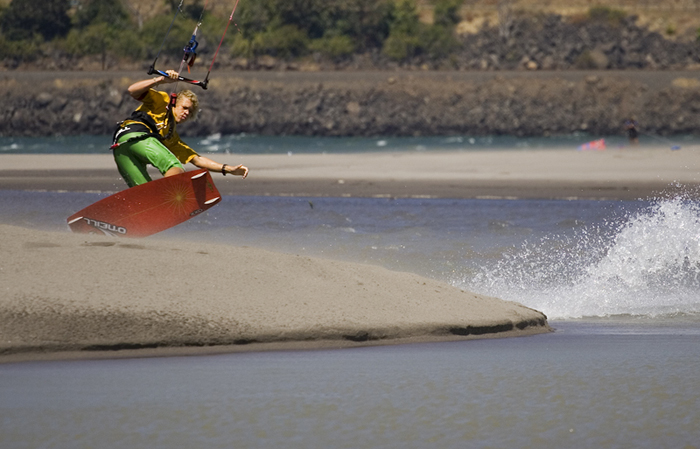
[624,117,639,146]
[111,70,248,187]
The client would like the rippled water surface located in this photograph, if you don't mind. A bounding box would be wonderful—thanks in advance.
[1,322,699,449]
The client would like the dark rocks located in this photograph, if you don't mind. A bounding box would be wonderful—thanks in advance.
[35,92,53,107]
[1,70,699,138]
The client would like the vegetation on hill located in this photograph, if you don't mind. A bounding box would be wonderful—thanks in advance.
[0,0,698,71]
[0,0,452,67]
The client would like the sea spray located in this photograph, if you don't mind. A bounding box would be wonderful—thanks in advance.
[464,196,700,319]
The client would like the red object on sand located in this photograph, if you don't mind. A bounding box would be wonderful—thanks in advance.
[577,138,606,151]
[67,169,221,238]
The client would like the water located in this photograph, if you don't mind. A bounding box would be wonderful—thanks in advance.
[2,132,699,154]
[1,324,699,448]
[1,135,700,447]
[469,196,700,318]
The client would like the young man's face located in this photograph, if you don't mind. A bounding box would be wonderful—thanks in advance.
[174,97,194,123]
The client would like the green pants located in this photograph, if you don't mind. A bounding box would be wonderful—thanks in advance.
[112,132,183,187]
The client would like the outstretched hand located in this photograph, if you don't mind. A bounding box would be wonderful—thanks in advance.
[190,156,249,179]
[225,164,249,178]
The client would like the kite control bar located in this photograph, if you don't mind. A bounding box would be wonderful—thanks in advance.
[147,66,209,90]
[146,0,241,91]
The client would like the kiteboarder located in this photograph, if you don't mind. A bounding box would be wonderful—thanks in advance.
[111,70,248,188]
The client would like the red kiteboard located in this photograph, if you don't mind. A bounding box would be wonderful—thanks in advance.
[67,169,221,238]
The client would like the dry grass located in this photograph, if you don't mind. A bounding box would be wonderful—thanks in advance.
[428,0,700,40]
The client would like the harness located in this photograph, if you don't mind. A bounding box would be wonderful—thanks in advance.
[110,93,178,150]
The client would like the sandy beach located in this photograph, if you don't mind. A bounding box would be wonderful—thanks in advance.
[0,223,547,363]
[3,146,700,362]
[2,145,700,200]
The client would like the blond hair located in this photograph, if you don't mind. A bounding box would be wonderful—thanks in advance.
[177,89,199,120]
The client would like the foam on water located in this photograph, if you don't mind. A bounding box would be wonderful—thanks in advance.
[465,196,700,319]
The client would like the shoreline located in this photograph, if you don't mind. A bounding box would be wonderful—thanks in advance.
[0,224,550,364]
[0,326,549,365]
[2,148,700,200]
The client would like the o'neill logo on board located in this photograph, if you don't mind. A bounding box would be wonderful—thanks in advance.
[83,218,127,236]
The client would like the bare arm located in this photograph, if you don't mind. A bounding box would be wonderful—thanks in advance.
[127,70,179,100]
[190,155,249,178]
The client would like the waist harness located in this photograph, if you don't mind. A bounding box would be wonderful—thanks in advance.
[110,98,176,150]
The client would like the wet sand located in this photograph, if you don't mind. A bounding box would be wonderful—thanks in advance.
[2,145,700,200]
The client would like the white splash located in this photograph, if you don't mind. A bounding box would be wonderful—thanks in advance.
[464,197,700,319]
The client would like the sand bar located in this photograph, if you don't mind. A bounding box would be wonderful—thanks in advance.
[0,224,549,363]
[3,146,698,361]
[2,146,700,200]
